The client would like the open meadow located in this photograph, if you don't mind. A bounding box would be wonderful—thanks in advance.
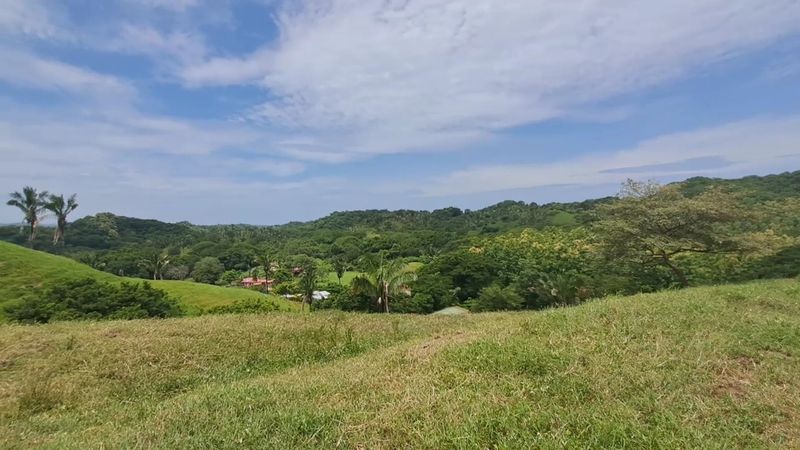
[1,280,798,448]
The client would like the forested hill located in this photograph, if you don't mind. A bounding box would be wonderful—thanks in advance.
[1,170,798,283]
[678,170,800,200]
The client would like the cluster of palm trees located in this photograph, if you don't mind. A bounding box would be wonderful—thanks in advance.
[6,186,79,246]
[286,253,417,313]
[352,254,417,313]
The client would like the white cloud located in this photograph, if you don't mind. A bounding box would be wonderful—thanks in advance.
[182,49,273,86]
[0,0,59,38]
[423,115,800,196]
[180,0,800,159]
[0,48,135,100]
[108,24,207,66]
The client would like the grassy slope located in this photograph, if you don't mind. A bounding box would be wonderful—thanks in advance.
[0,241,297,316]
[1,280,799,448]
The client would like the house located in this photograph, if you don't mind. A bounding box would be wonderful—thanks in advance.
[241,277,274,289]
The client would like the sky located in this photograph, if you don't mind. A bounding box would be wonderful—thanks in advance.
[1,0,799,225]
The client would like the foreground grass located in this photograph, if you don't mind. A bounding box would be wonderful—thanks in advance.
[0,241,297,318]
[1,280,799,448]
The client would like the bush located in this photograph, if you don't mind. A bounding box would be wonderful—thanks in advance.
[272,281,295,295]
[467,285,524,313]
[5,278,182,323]
[207,297,281,315]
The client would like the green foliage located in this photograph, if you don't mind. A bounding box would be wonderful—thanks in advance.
[351,254,416,313]
[467,284,524,312]
[419,249,499,303]
[5,278,182,323]
[6,186,49,245]
[3,172,799,317]
[595,180,762,287]
[0,241,298,318]
[192,257,224,284]
[43,193,78,245]
[207,297,282,315]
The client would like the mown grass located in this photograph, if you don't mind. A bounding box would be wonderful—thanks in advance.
[0,241,297,319]
[1,279,799,448]
[325,270,361,285]
[325,263,422,286]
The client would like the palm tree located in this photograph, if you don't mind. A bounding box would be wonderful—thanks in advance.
[254,252,274,292]
[44,193,78,245]
[331,256,348,285]
[352,254,417,313]
[6,186,49,245]
[138,251,171,280]
[297,262,323,312]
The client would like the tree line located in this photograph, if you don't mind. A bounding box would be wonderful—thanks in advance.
[4,173,799,317]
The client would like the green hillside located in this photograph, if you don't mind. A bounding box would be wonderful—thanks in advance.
[1,279,798,448]
[0,241,296,317]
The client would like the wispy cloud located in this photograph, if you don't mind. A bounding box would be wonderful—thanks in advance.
[0,0,60,38]
[0,47,135,101]
[422,116,800,196]
[107,24,208,66]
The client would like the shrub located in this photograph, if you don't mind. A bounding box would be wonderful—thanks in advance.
[467,285,524,313]
[5,278,182,323]
[272,281,295,296]
[207,297,281,315]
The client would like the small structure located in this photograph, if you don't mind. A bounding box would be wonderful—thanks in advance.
[312,290,331,301]
[241,277,274,289]
[431,306,470,316]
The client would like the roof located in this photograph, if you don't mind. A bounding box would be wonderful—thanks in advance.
[431,306,470,316]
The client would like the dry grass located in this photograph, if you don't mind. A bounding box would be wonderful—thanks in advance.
[1,280,799,448]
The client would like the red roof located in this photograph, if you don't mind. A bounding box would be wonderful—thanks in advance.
[241,278,274,286]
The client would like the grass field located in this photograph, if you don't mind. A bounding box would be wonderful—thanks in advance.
[0,241,297,318]
[324,263,423,286]
[1,279,799,448]
[325,270,360,285]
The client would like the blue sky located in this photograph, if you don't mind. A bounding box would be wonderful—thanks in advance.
[1,0,799,225]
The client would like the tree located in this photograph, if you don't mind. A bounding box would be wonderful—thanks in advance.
[254,251,274,292]
[297,261,324,312]
[6,186,49,245]
[138,251,171,280]
[163,265,190,280]
[331,256,348,285]
[192,257,225,284]
[351,254,416,313]
[594,180,752,288]
[44,193,78,245]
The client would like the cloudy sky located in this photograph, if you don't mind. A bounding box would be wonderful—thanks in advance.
[1,0,799,224]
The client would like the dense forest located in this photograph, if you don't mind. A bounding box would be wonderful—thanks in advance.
[3,171,800,315]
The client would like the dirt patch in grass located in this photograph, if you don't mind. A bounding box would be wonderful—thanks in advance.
[712,356,757,399]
